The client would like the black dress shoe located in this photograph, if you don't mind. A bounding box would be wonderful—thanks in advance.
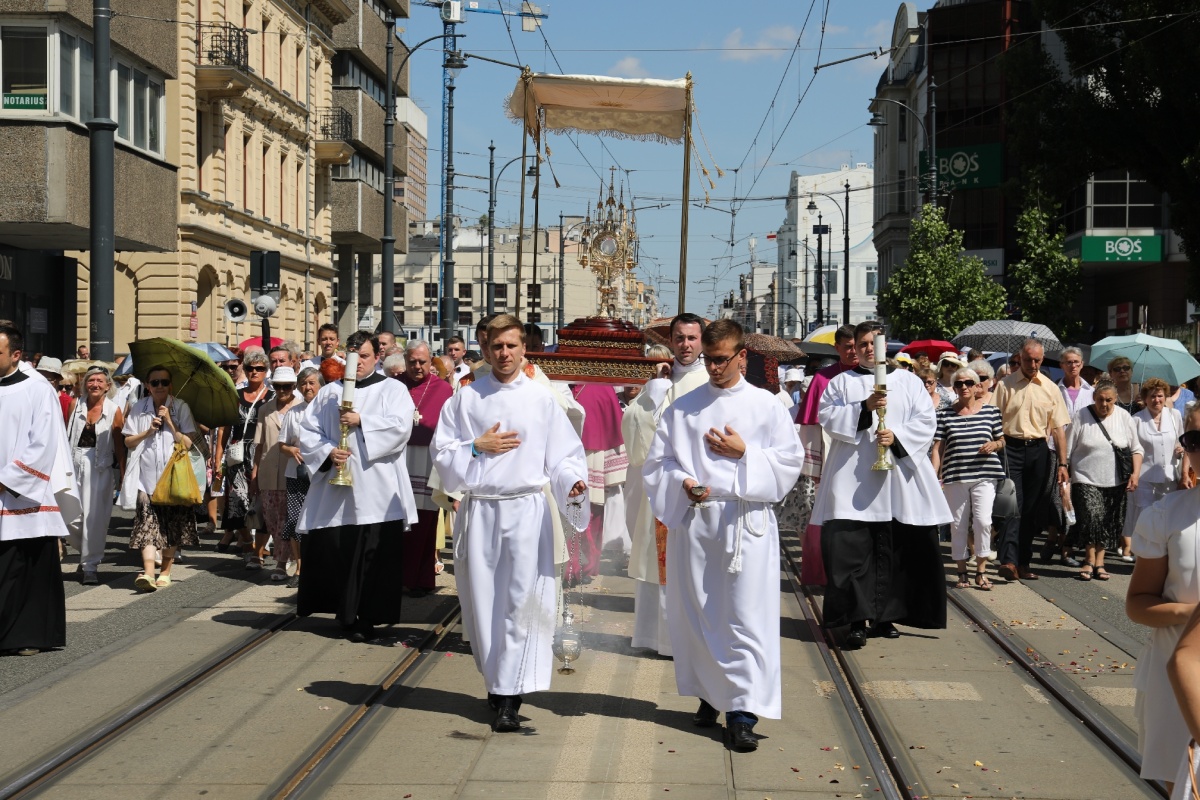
[872,622,900,639]
[843,627,868,650]
[347,621,377,643]
[488,693,500,710]
[492,697,521,732]
[693,699,719,728]
[726,722,758,751]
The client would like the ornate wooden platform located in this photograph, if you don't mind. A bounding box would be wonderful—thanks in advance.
[527,317,669,385]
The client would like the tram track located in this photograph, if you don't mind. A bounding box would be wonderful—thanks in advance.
[780,535,1166,800]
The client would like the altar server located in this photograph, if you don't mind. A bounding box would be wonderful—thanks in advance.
[433,315,588,734]
[813,321,951,650]
[643,319,803,751]
[623,313,709,655]
[0,325,73,654]
[566,382,625,585]
[297,331,417,643]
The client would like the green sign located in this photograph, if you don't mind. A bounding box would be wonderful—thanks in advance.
[919,143,1003,190]
[3,92,46,110]
[1067,234,1163,262]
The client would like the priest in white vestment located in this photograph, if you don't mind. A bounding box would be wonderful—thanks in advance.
[298,331,417,643]
[813,322,951,650]
[0,325,75,654]
[623,313,708,656]
[644,319,803,751]
[433,315,588,734]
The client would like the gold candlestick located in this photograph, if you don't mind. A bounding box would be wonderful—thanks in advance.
[329,400,354,486]
[870,385,894,471]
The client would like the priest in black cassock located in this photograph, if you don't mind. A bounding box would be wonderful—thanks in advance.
[812,321,951,650]
[297,331,417,642]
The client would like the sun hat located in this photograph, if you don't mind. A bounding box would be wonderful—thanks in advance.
[271,366,297,384]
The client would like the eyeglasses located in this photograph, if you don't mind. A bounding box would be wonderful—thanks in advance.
[1110,366,1132,373]
[148,379,170,388]
[1180,431,1200,452]
[221,364,239,372]
[700,353,739,367]
[245,366,267,373]
[953,380,977,388]
[923,380,937,387]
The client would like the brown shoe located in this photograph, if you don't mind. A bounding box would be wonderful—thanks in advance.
[1018,567,1039,581]
[997,563,1019,581]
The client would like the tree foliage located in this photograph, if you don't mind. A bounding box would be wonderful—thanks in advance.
[878,205,1007,340]
[1008,191,1083,341]
[1006,1,1200,297]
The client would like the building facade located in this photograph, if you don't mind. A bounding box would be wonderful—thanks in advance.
[396,96,426,222]
[0,1,178,356]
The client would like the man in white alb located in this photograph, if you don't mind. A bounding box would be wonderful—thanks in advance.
[433,315,589,733]
[622,313,708,656]
[644,319,803,751]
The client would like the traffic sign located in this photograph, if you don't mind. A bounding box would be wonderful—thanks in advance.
[812,224,830,235]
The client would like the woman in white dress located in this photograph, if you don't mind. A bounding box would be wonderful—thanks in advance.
[1127,403,1200,791]
[1124,377,1185,561]
[66,366,125,585]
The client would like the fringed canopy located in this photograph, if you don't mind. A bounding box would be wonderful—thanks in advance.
[507,73,691,144]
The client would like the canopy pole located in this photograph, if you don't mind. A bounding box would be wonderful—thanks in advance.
[515,131,529,317]
[678,74,693,315]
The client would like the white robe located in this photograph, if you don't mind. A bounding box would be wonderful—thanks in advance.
[643,377,804,718]
[297,376,416,533]
[0,370,74,542]
[812,368,952,527]
[66,397,120,568]
[432,372,588,696]
[622,358,708,654]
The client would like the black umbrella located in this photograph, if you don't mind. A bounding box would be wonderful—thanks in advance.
[952,320,1063,357]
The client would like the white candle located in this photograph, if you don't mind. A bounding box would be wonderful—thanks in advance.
[341,353,359,404]
[873,334,887,386]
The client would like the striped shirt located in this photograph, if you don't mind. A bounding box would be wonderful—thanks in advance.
[935,405,1005,484]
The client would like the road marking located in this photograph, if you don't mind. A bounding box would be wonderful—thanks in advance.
[863,681,982,701]
[65,564,199,623]
[1084,687,1136,707]
[1023,684,1050,704]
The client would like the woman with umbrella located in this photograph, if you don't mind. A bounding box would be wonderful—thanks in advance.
[120,365,199,591]
[1107,356,1142,415]
[217,348,274,568]
[66,366,125,585]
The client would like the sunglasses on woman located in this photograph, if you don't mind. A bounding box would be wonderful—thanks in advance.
[1180,431,1200,453]
[148,379,170,388]
[953,380,977,388]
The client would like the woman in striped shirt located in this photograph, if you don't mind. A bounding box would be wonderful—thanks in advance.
[932,368,1006,590]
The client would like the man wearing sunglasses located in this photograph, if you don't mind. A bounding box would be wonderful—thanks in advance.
[644,319,803,751]
[813,321,951,650]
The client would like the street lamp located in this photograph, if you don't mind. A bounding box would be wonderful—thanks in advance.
[868,77,938,207]
[486,145,537,315]
[807,184,851,325]
[439,49,468,346]
[558,213,591,329]
[807,200,826,328]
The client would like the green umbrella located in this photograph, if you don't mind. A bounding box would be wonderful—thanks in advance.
[128,337,240,427]
[1088,333,1200,386]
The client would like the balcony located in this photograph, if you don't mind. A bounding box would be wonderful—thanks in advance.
[315,107,354,166]
[334,3,388,76]
[195,23,251,99]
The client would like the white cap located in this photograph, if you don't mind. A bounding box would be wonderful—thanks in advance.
[271,366,297,384]
[784,368,804,383]
[36,356,63,377]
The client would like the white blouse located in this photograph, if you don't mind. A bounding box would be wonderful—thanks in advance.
[1133,407,1183,484]
[1066,405,1143,488]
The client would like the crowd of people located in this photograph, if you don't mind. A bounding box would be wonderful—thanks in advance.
[6,312,1200,777]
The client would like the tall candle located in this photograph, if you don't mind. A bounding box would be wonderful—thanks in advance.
[873,334,887,386]
[341,353,359,404]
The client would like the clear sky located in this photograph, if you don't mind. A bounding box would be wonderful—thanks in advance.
[402,0,933,318]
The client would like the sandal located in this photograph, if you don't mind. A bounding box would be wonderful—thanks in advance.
[270,569,288,583]
[975,572,992,591]
[154,574,172,589]
[1094,564,1110,581]
[434,559,444,576]
[134,574,157,592]
[1078,565,1093,581]
[955,571,970,589]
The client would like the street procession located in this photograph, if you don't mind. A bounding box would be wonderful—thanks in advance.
[3,1,1200,798]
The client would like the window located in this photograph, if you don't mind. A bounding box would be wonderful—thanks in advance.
[58,31,73,114]
[262,143,269,216]
[132,70,147,148]
[423,282,438,299]
[897,107,906,142]
[1090,170,1163,230]
[242,134,251,210]
[458,282,472,299]
[79,38,92,119]
[494,284,508,301]
[897,169,907,214]
[196,109,206,191]
[527,283,542,302]
[333,52,389,109]
[457,311,472,326]
[393,283,404,301]
[423,310,437,325]
[116,62,130,137]
[528,313,541,323]
[824,272,837,295]
[1,26,48,110]
[865,264,878,296]
[332,153,386,194]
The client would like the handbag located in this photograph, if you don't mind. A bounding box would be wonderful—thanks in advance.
[151,440,204,506]
[1089,405,1134,483]
[993,441,1018,519]
[224,388,266,468]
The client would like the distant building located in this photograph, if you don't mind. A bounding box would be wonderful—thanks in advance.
[396,97,427,222]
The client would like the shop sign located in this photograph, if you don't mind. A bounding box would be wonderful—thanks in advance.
[965,248,1004,277]
[0,253,13,282]
[1079,235,1162,262]
[920,143,1002,190]
[1108,302,1133,330]
[29,308,48,334]
[2,93,46,110]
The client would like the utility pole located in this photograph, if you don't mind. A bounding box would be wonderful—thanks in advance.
[88,0,116,360]
[440,72,459,346]
[486,141,496,315]
[381,14,397,334]
[842,179,851,325]
[815,212,824,328]
[558,212,565,330]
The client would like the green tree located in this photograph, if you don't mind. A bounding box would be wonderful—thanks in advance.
[1006,1,1200,297]
[878,204,1007,340]
[1008,192,1083,341]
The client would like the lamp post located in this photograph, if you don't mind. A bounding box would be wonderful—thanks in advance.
[486,146,535,316]
[440,49,468,346]
[868,77,938,207]
[558,214,590,329]
[806,187,849,326]
[383,27,448,335]
[807,201,827,328]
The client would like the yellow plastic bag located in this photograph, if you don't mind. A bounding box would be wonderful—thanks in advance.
[151,441,204,506]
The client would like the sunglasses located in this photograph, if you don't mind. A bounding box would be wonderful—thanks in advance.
[273,383,295,391]
[953,380,977,388]
[1181,431,1200,453]
[222,364,239,371]
[245,366,268,373]
[1110,366,1132,373]
[148,379,170,388]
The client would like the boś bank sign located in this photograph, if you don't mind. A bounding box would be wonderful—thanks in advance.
[1064,235,1162,262]
[919,144,1002,190]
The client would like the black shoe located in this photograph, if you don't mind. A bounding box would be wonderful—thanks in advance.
[843,627,868,650]
[488,693,500,710]
[347,621,377,643]
[872,622,900,639]
[693,699,719,728]
[492,697,521,732]
[726,722,758,751]
[286,575,300,589]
